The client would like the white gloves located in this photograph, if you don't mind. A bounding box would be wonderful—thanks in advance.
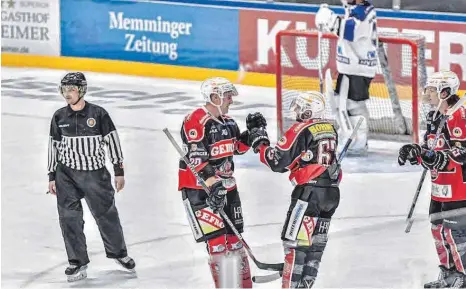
[315,4,340,33]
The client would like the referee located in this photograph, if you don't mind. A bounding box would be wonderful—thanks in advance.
[47,72,135,282]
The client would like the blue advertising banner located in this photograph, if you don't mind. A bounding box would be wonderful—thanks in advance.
[61,0,239,70]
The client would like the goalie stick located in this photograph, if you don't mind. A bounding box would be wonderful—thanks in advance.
[252,117,364,284]
[405,96,466,233]
[163,128,283,272]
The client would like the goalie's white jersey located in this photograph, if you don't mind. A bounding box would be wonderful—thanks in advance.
[336,3,377,78]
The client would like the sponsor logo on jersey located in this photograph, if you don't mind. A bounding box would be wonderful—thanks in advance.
[209,127,218,134]
[453,127,463,138]
[189,129,198,138]
[58,123,70,128]
[278,136,287,146]
[210,140,235,158]
[427,134,447,149]
[336,55,350,64]
[191,143,198,151]
[309,123,334,135]
[86,118,96,127]
[301,150,314,162]
[431,183,452,199]
[358,59,378,66]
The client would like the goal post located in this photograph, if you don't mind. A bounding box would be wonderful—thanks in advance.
[276,30,428,143]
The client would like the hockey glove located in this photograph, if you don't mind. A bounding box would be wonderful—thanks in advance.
[248,127,270,153]
[239,130,251,147]
[420,150,450,171]
[246,112,267,131]
[206,181,227,213]
[398,144,422,166]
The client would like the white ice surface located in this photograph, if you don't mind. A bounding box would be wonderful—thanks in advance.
[1,67,439,288]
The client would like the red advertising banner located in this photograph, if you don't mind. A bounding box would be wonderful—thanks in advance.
[239,9,466,90]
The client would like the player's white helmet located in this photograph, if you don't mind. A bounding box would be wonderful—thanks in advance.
[200,77,238,105]
[424,70,460,100]
[290,91,326,121]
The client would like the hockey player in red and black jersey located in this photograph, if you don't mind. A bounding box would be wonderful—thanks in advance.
[178,77,265,288]
[398,71,466,288]
[247,91,341,288]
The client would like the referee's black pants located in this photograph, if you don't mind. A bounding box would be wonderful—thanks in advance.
[55,163,128,266]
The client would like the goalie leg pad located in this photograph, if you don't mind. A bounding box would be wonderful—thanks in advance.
[347,114,369,154]
[182,189,226,243]
[226,235,252,288]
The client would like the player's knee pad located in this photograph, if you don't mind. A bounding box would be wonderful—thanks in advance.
[282,241,307,289]
[182,191,225,243]
[443,227,466,274]
[431,224,455,269]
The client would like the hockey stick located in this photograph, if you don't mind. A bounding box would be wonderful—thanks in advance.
[405,96,466,233]
[163,128,284,272]
[252,117,363,284]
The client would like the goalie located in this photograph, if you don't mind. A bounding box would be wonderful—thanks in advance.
[315,0,377,155]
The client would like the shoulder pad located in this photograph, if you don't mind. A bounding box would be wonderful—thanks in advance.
[183,108,210,142]
[447,107,466,140]
[277,121,315,150]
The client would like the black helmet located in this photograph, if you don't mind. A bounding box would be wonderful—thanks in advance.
[59,72,87,97]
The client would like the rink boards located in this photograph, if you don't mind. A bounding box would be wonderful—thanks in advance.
[1,0,466,92]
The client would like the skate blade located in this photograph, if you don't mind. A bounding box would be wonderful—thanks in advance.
[114,260,136,273]
[66,270,87,282]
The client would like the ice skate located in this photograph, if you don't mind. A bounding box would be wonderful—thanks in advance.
[65,264,87,282]
[115,256,136,272]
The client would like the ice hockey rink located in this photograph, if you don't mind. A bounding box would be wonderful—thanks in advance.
[2,66,441,288]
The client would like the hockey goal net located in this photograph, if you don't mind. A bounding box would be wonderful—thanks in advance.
[276,30,429,143]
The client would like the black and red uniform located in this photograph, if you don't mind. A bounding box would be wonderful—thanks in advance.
[178,107,252,288]
[255,119,341,289]
[422,106,466,275]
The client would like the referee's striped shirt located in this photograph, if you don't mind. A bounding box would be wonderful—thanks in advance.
[47,102,124,181]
